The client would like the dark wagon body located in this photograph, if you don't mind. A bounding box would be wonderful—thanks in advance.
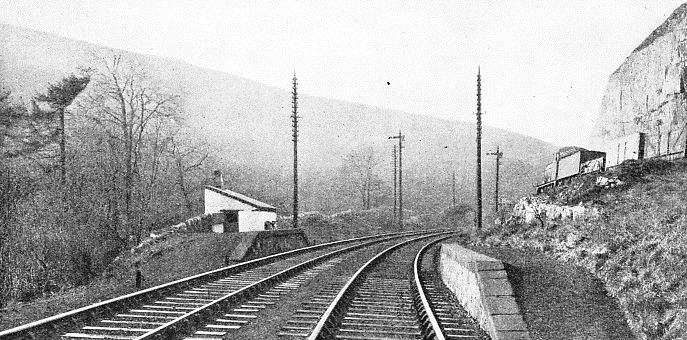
[537,146,606,193]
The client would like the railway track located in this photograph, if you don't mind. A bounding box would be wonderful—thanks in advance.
[0,230,447,340]
[278,235,488,340]
[413,239,490,340]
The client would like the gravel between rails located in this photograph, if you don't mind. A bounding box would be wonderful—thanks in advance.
[210,238,411,339]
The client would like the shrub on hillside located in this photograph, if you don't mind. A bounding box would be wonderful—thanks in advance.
[418,204,474,231]
[612,159,674,183]
[294,207,424,244]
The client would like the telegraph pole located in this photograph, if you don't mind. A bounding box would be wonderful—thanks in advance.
[291,73,300,228]
[392,145,397,226]
[443,146,456,208]
[475,67,483,231]
[399,132,403,227]
[487,146,503,213]
[389,131,405,227]
[452,169,456,208]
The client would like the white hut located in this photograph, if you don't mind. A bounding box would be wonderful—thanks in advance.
[204,186,277,233]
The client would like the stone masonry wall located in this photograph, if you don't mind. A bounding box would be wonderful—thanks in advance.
[227,229,310,262]
[439,243,530,340]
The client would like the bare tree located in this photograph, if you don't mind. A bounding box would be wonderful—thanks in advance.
[342,146,384,210]
[80,54,179,245]
[169,132,209,215]
[0,90,20,306]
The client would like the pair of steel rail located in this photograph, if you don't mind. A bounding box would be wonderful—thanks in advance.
[0,229,453,340]
[306,234,452,340]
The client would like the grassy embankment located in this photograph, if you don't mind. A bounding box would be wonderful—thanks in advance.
[473,159,687,340]
[0,233,240,330]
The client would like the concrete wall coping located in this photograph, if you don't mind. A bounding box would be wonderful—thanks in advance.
[440,243,531,340]
[442,244,505,272]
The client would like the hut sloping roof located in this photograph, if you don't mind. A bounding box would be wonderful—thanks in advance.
[205,186,276,212]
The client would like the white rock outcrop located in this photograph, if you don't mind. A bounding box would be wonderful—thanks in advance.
[512,197,600,226]
[590,4,687,156]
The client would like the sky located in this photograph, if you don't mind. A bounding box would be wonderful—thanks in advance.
[0,0,685,147]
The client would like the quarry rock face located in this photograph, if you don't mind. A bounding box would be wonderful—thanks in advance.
[590,3,687,157]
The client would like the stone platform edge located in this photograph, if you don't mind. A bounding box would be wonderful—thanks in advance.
[438,243,531,340]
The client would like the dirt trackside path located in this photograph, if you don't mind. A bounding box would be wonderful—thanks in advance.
[466,246,635,340]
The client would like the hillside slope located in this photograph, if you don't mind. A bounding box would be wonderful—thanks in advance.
[0,23,557,213]
[476,159,687,340]
[0,232,240,330]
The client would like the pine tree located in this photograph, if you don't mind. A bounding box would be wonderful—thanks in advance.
[35,74,90,184]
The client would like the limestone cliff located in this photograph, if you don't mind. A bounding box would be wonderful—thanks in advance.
[590,3,687,158]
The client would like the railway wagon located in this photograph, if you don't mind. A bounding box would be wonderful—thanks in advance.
[537,146,606,193]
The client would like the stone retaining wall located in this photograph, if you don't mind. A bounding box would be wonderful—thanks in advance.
[131,214,214,253]
[439,243,530,340]
[226,229,310,262]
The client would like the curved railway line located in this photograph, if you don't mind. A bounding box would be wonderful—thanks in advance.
[1,229,489,340]
[298,235,487,340]
[0,232,440,339]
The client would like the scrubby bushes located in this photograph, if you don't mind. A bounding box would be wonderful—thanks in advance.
[289,207,428,244]
[0,59,213,308]
[418,204,474,230]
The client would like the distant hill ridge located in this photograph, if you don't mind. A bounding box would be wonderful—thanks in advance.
[0,23,556,210]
